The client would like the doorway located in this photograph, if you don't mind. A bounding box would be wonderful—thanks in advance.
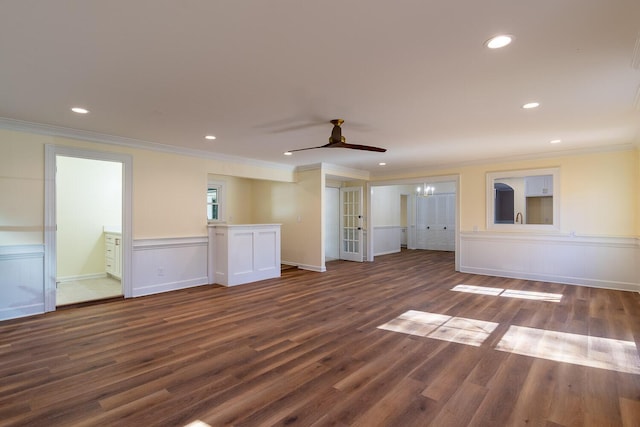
[324,185,364,264]
[367,176,460,271]
[55,156,123,305]
[339,186,364,262]
[44,145,132,312]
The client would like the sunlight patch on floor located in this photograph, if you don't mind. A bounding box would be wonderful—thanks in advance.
[377,310,499,347]
[452,284,562,302]
[496,325,640,374]
[451,284,503,296]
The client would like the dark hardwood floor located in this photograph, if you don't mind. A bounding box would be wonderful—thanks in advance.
[1,250,639,426]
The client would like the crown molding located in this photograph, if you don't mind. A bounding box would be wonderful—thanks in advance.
[0,117,295,173]
[370,142,639,180]
[295,162,370,181]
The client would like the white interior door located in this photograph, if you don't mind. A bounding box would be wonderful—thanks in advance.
[339,186,363,262]
[415,196,431,249]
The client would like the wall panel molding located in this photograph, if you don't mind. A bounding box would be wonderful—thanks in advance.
[132,236,209,297]
[0,245,45,321]
[372,226,402,256]
[460,232,640,292]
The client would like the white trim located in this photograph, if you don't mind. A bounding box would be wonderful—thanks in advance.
[282,261,326,272]
[207,179,226,222]
[486,167,560,233]
[133,236,208,250]
[460,231,638,247]
[131,279,209,297]
[57,273,108,283]
[0,245,44,259]
[0,116,294,173]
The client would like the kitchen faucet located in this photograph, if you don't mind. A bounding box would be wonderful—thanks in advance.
[515,212,523,224]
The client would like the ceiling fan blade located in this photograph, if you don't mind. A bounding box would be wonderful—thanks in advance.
[340,143,387,152]
[286,144,332,153]
[285,119,387,153]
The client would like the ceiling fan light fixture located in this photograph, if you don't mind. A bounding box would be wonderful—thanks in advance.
[485,34,513,49]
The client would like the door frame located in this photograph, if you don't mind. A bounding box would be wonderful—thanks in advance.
[44,145,133,311]
[366,174,460,271]
[324,186,340,261]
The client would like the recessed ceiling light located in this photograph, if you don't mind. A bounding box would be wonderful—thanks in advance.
[71,107,89,114]
[205,135,216,140]
[550,139,562,144]
[485,35,513,49]
[522,102,540,109]
[378,162,386,166]
[283,151,293,156]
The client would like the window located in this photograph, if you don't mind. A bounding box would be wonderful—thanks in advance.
[207,180,225,222]
[486,167,559,232]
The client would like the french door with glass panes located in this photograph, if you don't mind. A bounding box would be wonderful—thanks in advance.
[339,186,363,262]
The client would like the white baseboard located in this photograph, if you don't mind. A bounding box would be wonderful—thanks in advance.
[375,249,402,256]
[132,277,210,297]
[282,260,326,272]
[57,273,108,283]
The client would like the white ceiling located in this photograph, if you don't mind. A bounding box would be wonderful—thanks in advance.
[1,1,639,175]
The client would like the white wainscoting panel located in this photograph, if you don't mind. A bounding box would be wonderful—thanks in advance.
[208,224,281,286]
[132,237,209,297]
[373,226,402,256]
[460,232,640,292]
[0,245,45,321]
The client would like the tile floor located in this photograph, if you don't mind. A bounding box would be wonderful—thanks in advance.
[57,277,122,305]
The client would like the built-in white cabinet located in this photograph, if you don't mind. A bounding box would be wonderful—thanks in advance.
[208,224,281,286]
[105,232,122,279]
[525,175,553,197]
[415,193,455,251]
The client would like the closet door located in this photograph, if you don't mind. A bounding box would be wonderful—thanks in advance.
[416,193,455,251]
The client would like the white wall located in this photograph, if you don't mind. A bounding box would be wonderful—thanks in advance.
[371,185,402,255]
[56,156,122,279]
[371,185,401,226]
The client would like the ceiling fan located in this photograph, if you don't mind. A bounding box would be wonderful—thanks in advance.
[286,119,387,153]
